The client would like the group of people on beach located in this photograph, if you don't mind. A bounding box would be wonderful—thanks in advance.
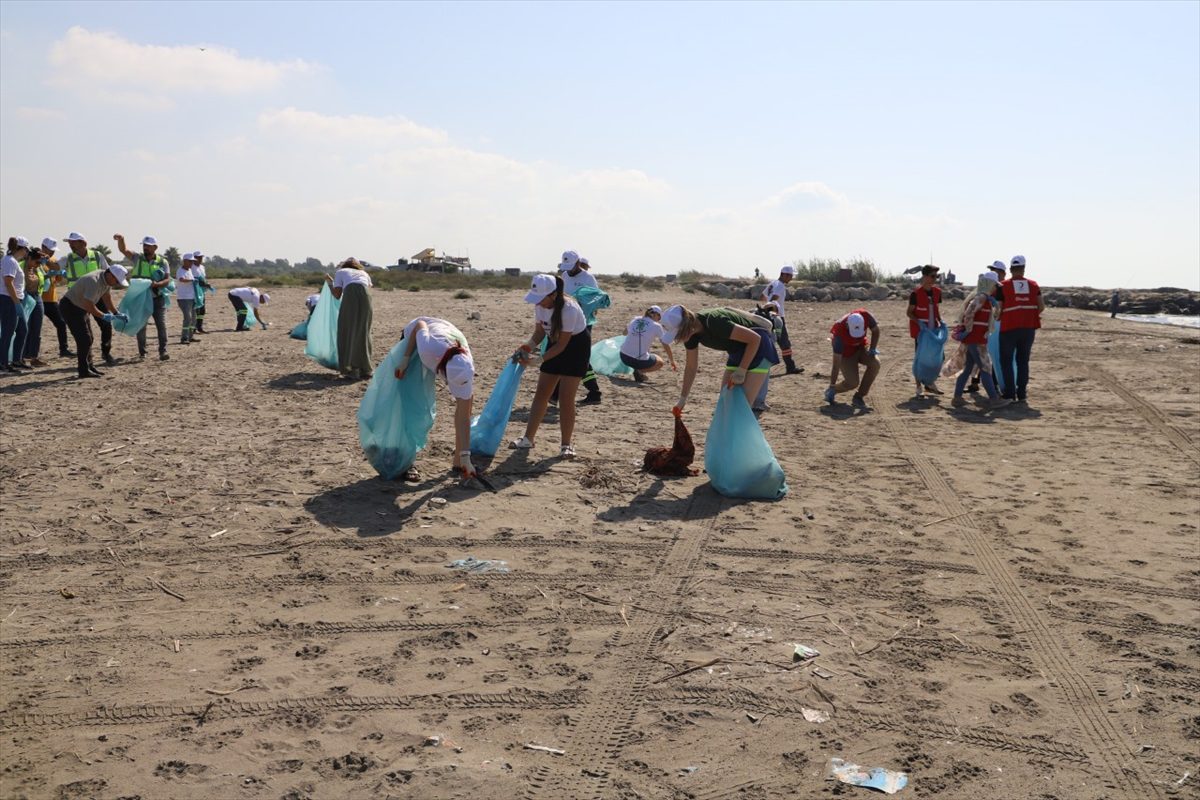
[0,232,272,378]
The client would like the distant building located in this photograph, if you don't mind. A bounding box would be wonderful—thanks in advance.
[401,248,472,273]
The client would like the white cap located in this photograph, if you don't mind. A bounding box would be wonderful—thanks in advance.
[524,273,558,303]
[846,312,866,338]
[445,352,475,400]
[660,304,685,344]
[260,293,270,303]
[12,236,30,249]
[648,305,663,316]
[41,237,57,252]
[193,249,204,258]
[991,260,1007,272]
[141,236,158,247]
[578,257,589,266]
[107,264,130,287]
[64,231,86,242]
[182,252,194,262]
[979,271,999,284]
[1010,255,1026,268]
[780,265,796,276]
[559,250,579,271]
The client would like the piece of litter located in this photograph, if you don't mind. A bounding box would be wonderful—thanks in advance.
[523,743,564,756]
[802,707,830,723]
[1137,744,1154,753]
[827,758,908,794]
[173,639,181,653]
[679,765,699,775]
[430,497,448,506]
[105,659,120,667]
[812,667,834,680]
[59,588,76,599]
[793,644,820,661]
[746,712,763,724]
[423,735,442,747]
[446,556,510,574]
[1175,772,1191,787]
[209,529,228,539]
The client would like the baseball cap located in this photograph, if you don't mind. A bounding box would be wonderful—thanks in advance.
[1010,255,1026,268]
[182,252,194,262]
[660,304,685,344]
[578,257,589,266]
[524,273,558,303]
[141,236,158,247]
[558,250,579,271]
[648,305,663,316]
[846,312,866,338]
[107,264,130,287]
[979,271,999,284]
[260,293,270,303]
[921,265,940,276]
[991,260,1007,273]
[193,249,205,258]
[65,232,86,242]
[12,236,30,249]
[445,353,475,400]
[780,265,796,276]
[41,237,57,252]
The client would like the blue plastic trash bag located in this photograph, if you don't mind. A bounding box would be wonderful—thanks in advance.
[7,294,36,362]
[358,344,437,479]
[912,322,948,386]
[304,283,341,368]
[987,320,1016,394]
[704,386,787,499]
[573,285,611,326]
[244,304,258,329]
[470,359,526,457]
[194,283,206,310]
[590,335,634,376]
[112,278,155,336]
[289,317,310,340]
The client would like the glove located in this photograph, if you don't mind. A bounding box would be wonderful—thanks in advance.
[868,348,878,356]
[512,344,532,364]
[459,451,477,480]
[671,405,683,419]
[116,312,129,323]
[673,393,688,415]
[101,313,115,323]
[727,367,747,387]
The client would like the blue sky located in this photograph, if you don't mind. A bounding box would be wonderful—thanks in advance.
[1,0,1197,288]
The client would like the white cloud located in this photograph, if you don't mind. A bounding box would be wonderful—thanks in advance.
[14,106,66,122]
[258,107,447,145]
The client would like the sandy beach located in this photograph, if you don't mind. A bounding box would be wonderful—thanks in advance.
[1,284,1197,800]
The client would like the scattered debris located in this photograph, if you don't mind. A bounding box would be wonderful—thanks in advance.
[802,708,830,724]
[145,577,186,602]
[679,765,699,775]
[59,588,76,599]
[446,556,510,574]
[793,644,820,661]
[209,529,228,539]
[523,743,565,756]
[812,667,835,680]
[430,497,448,507]
[827,758,908,794]
[745,712,764,724]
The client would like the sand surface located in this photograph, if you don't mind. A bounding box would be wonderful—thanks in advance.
[2,284,1198,800]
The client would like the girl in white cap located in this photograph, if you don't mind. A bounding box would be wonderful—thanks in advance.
[658,304,778,413]
[510,273,590,458]
[619,305,676,382]
[393,317,477,480]
[0,237,32,372]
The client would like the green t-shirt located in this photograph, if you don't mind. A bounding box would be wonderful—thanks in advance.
[684,308,760,352]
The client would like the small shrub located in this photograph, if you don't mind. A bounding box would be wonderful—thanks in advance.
[453,289,474,300]
[407,286,421,292]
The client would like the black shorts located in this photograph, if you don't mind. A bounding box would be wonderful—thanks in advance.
[541,327,592,377]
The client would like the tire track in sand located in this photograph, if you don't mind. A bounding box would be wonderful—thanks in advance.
[1084,363,1199,465]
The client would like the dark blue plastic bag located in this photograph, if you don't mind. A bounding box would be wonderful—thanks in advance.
[112,278,155,336]
[358,345,437,479]
[470,359,526,457]
[704,386,787,499]
[304,283,340,368]
[590,335,634,376]
[289,318,310,340]
[912,322,948,386]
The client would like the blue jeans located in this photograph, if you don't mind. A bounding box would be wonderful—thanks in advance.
[998,328,1036,400]
[0,295,28,367]
[954,344,998,400]
[23,296,44,360]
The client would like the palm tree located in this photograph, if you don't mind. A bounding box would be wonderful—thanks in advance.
[164,246,181,269]
[94,243,114,260]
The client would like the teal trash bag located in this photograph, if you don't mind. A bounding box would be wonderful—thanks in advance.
[289,318,310,340]
[194,283,206,310]
[358,345,437,479]
[591,335,634,376]
[986,319,1016,394]
[7,294,36,361]
[244,304,258,329]
[304,282,341,368]
[470,359,526,457]
[112,278,155,336]
[573,285,611,326]
[704,386,787,500]
[912,322,948,386]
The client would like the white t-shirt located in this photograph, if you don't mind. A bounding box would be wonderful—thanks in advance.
[333,268,372,290]
[230,287,264,307]
[0,255,26,301]
[762,279,787,317]
[620,316,665,360]
[403,317,473,399]
[535,297,587,337]
[563,268,598,296]
[305,293,321,310]
[175,266,196,300]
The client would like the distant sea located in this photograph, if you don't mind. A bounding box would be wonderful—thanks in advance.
[1116,313,1200,329]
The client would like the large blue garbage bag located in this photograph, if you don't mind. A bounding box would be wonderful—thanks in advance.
[112,278,155,336]
[244,303,258,329]
[358,345,437,479]
[986,319,1016,394]
[704,386,787,499]
[470,359,526,457]
[912,322,948,386]
[289,317,310,340]
[573,285,611,326]
[590,335,634,376]
[6,294,36,362]
[304,283,340,368]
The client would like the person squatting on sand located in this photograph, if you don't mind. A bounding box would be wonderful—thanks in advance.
[228,285,271,333]
[557,250,603,406]
[114,234,172,361]
[510,273,591,459]
[760,264,803,375]
[824,308,881,410]
[328,258,373,380]
[394,317,477,480]
[660,305,778,414]
[0,237,32,372]
[63,232,117,366]
[907,264,943,397]
[995,255,1044,404]
[38,238,71,359]
[60,262,130,379]
[619,305,676,382]
[948,271,1010,410]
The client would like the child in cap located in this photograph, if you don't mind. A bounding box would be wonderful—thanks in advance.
[619,305,676,382]
[659,304,778,414]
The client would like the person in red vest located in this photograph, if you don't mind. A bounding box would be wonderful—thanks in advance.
[994,255,1044,403]
[823,308,880,410]
[907,265,943,397]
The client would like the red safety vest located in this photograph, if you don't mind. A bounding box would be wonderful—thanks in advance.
[963,300,993,345]
[909,286,941,338]
[1000,278,1041,331]
[830,308,871,357]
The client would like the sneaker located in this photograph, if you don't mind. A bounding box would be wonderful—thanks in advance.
[59,350,75,358]
[753,402,771,412]
[103,354,117,367]
[578,393,602,406]
[559,444,577,459]
[136,354,146,362]
[509,436,533,450]
[851,394,869,410]
[988,397,1013,410]
[87,366,104,377]
[11,362,32,370]
[823,386,836,405]
[923,383,943,395]
[785,367,804,375]
[77,371,101,379]
[30,358,48,367]
[159,353,170,361]
[633,370,647,383]
[951,395,967,408]
[967,379,980,393]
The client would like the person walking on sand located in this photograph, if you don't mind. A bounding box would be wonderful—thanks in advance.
[191,250,213,334]
[228,285,271,332]
[114,234,171,361]
[620,305,676,382]
[0,237,32,373]
[38,238,71,359]
[995,255,1044,405]
[659,304,778,414]
[907,264,943,397]
[59,263,130,379]
[968,260,1007,394]
[62,232,118,366]
[1110,289,1120,319]
[394,317,477,480]
[328,258,374,379]
[760,264,803,375]
[823,309,881,410]
[949,272,1010,410]
[556,251,604,405]
[20,247,50,367]
[510,273,591,458]
[175,252,198,343]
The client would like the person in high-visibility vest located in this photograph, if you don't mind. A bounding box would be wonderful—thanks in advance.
[62,232,117,366]
[994,255,1045,404]
[114,234,172,361]
[967,260,1007,394]
[37,238,71,358]
[906,264,943,397]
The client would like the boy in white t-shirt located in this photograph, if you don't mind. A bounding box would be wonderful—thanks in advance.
[618,305,676,382]
[759,264,802,375]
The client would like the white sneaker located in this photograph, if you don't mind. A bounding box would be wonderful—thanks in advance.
[559,444,577,459]
[509,437,533,450]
